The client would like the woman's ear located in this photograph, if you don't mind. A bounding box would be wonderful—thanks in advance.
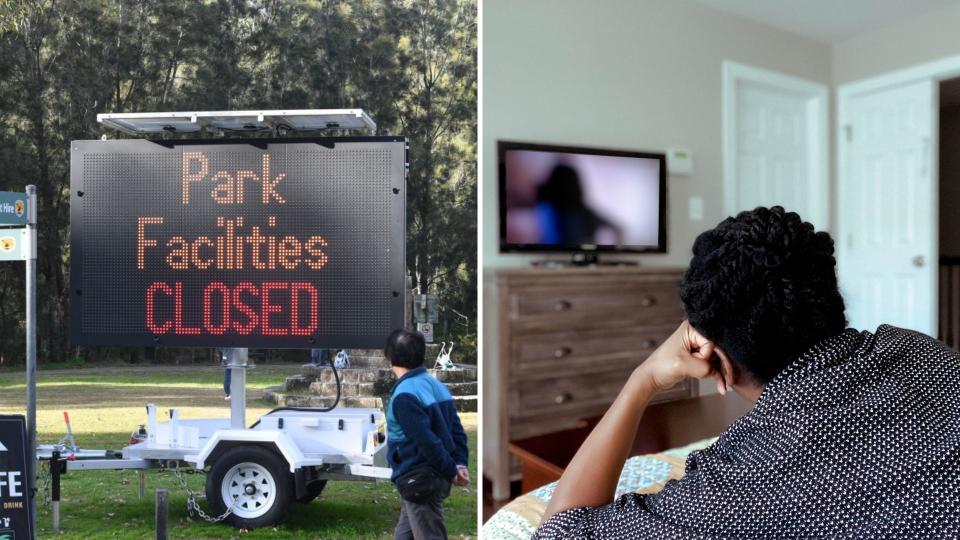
[713,347,738,389]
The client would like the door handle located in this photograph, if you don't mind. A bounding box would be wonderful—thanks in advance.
[912,255,926,268]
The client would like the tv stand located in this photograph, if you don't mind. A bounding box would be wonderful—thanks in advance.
[572,253,642,266]
[483,265,692,501]
[530,254,640,267]
[571,252,598,266]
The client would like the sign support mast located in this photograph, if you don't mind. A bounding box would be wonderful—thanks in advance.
[227,348,248,429]
[24,184,37,530]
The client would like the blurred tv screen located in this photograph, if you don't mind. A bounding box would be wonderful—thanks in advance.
[500,144,665,252]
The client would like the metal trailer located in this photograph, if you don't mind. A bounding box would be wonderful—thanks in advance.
[37,347,392,529]
[34,109,402,530]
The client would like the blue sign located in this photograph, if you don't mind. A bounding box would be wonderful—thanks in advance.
[0,193,27,226]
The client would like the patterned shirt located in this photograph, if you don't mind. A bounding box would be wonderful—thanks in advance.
[533,325,960,539]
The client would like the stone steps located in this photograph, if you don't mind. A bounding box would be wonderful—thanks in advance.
[334,344,445,358]
[281,374,312,392]
[304,379,476,399]
[262,388,384,409]
[344,356,391,368]
[263,346,477,412]
[445,381,477,396]
[297,365,477,384]
[452,396,477,413]
[263,387,477,412]
[430,367,477,383]
[299,366,392,383]
[309,345,456,369]
[308,380,391,398]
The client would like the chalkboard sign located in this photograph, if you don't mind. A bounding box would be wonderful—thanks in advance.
[0,416,33,540]
[70,137,406,348]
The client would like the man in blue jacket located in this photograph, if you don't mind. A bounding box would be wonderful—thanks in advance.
[385,329,469,540]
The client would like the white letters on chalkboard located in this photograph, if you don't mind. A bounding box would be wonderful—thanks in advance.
[0,471,22,497]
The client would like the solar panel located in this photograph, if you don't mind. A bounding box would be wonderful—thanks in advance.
[97,109,376,135]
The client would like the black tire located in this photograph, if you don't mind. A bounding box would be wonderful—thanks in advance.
[205,445,294,529]
[295,479,328,504]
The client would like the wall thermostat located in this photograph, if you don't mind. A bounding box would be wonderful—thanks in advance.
[667,147,694,176]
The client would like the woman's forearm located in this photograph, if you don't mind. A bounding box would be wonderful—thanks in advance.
[542,365,659,520]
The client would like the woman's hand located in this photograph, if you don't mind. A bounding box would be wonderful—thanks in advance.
[545,321,719,519]
[640,321,727,395]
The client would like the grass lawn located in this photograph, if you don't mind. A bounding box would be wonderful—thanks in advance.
[0,364,478,539]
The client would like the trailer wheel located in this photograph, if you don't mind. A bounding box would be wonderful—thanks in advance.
[295,479,328,504]
[205,446,293,528]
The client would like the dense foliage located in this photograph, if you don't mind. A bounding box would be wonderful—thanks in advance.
[0,0,477,364]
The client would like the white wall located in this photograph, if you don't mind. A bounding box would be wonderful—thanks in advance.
[831,6,960,256]
[483,0,832,268]
[833,3,960,85]
[481,0,960,429]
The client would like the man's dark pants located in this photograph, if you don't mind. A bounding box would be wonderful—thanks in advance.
[394,481,452,540]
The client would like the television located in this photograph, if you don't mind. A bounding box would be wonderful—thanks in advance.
[498,141,667,261]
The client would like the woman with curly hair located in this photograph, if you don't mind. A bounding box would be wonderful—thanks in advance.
[534,206,960,539]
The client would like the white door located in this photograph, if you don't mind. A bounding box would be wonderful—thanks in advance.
[838,79,937,336]
[723,62,829,229]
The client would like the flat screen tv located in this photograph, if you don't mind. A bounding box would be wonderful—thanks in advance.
[499,141,667,258]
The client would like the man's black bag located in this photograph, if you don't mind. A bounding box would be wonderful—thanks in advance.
[395,466,448,503]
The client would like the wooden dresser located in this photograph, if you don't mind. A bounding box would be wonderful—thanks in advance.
[483,266,694,500]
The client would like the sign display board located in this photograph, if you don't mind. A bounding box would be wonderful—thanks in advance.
[0,229,23,262]
[412,293,438,324]
[70,137,406,348]
[0,192,27,226]
[416,322,434,343]
[0,416,33,539]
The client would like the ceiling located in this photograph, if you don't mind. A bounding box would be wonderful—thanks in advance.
[693,0,960,44]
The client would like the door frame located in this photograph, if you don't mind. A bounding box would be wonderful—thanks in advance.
[722,61,830,229]
[837,53,960,336]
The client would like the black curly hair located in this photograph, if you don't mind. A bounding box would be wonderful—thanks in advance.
[385,329,426,369]
[679,206,846,384]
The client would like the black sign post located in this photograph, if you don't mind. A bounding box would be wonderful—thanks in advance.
[70,137,406,349]
[0,416,34,539]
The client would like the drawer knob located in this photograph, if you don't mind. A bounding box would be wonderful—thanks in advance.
[554,347,572,358]
[554,300,572,311]
[554,392,573,404]
[641,339,658,349]
[640,296,656,307]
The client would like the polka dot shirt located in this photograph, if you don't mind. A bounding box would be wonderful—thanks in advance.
[533,325,960,539]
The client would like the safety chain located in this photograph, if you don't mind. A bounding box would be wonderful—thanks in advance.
[35,458,237,524]
[37,460,51,506]
[37,443,73,508]
[170,462,237,524]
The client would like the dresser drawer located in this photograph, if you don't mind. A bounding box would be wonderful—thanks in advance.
[509,281,682,326]
[510,372,693,429]
[511,326,673,377]
[509,369,688,418]
[510,370,626,419]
